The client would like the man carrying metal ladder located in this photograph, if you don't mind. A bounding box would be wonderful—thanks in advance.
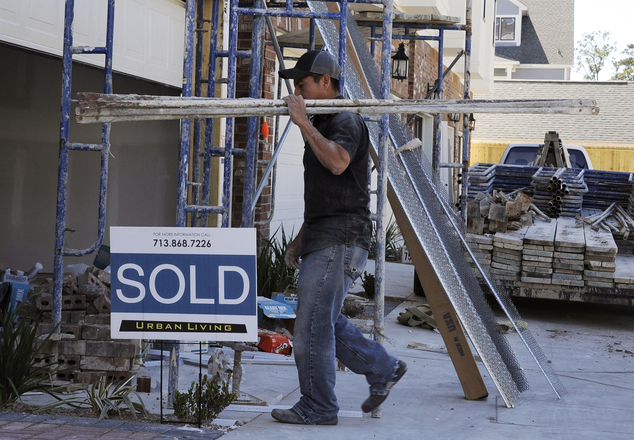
[271,50,406,426]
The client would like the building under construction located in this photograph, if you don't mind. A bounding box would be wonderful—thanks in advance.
[2,0,619,425]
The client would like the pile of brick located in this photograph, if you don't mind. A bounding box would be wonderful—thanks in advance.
[34,267,141,384]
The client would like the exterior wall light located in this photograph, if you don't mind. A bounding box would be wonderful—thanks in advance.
[391,43,409,82]
[469,113,476,131]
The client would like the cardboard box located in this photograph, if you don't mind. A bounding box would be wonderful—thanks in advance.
[388,184,489,401]
[257,296,296,325]
[272,293,298,310]
[257,296,296,335]
[9,282,30,311]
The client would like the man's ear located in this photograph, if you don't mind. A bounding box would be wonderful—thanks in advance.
[321,74,331,89]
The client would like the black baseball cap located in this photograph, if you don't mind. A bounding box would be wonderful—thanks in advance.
[279,50,342,80]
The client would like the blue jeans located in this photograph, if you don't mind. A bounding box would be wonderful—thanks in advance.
[291,245,398,423]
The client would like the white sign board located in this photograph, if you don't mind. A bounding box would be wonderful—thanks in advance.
[110,227,258,342]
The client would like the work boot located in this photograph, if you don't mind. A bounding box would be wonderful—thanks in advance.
[271,408,338,425]
[361,360,408,413]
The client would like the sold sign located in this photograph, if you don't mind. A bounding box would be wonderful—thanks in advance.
[110,227,257,342]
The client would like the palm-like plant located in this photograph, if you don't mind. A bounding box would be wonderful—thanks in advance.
[39,375,150,419]
[257,227,298,298]
[369,215,403,262]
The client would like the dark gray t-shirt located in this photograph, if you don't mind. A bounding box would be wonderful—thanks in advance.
[300,109,372,256]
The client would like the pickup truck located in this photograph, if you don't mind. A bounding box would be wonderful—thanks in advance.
[499,143,594,169]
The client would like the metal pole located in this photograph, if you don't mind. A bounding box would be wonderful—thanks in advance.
[434,28,444,184]
[170,0,196,409]
[338,0,348,94]
[54,0,76,334]
[201,0,222,227]
[371,0,394,418]
[461,0,473,221]
[242,0,265,228]
[223,0,239,228]
[177,0,196,227]
[250,119,294,213]
[191,0,206,222]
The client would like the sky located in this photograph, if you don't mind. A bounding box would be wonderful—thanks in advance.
[572,0,634,80]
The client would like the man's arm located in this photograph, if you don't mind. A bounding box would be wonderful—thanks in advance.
[284,224,304,270]
[283,94,350,175]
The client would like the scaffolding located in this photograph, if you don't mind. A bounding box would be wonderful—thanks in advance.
[55,0,590,413]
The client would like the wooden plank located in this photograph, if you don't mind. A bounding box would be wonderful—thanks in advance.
[584,223,618,254]
[554,217,585,249]
[524,218,557,245]
[493,226,529,246]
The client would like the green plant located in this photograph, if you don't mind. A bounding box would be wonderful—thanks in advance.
[257,226,298,298]
[39,375,150,419]
[360,271,376,300]
[369,215,403,262]
[0,298,59,408]
[173,373,236,423]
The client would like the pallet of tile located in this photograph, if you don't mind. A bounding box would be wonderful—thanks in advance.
[614,255,634,288]
[466,233,493,273]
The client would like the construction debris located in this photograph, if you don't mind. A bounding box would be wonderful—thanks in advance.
[575,203,634,238]
[467,190,536,235]
[33,266,142,384]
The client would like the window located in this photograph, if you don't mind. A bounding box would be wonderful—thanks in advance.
[495,16,516,41]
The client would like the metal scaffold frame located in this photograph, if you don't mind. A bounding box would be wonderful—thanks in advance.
[53,0,486,333]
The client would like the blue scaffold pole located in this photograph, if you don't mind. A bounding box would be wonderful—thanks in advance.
[55,0,114,333]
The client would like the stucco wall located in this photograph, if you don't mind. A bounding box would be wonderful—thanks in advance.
[0,44,180,272]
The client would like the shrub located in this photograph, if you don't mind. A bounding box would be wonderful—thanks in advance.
[341,298,366,318]
[173,373,236,424]
[0,298,58,408]
[360,271,376,300]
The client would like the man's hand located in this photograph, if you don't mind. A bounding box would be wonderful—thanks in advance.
[284,236,301,270]
[283,94,310,127]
